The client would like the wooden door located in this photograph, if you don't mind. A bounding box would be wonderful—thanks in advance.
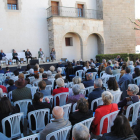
[77,4,84,17]
[51,1,59,15]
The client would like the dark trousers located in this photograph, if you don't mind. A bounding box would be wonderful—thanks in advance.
[13,57,19,63]
[26,57,32,63]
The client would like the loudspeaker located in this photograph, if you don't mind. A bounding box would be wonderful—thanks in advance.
[61,58,67,62]
[30,59,39,65]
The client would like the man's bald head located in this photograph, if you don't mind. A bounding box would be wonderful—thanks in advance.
[52,106,64,119]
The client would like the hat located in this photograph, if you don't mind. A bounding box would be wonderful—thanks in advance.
[15,78,27,89]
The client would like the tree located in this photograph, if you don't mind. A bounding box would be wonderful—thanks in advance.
[129,18,140,30]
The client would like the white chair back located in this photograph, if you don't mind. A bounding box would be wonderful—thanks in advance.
[114,73,121,82]
[43,95,53,106]
[45,85,52,95]
[72,103,77,112]
[100,71,105,78]
[112,91,122,103]
[84,86,94,96]
[30,87,38,99]
[46,126,72,140]
[80,89,86,96]
[28,76,35,83]
[100,110,120,135]
[3,93,7,97]
[61,103,72,120]
[130,68,134,74]
[54,92,69,106]
[24,74,29,79]
[75,70,83,79]
[5,72,13,78]
[125,101,140,127]
[26,84,33,88]
[68,82,74,88]
[87,72,97,80]
[134,76,140,86]
[14,99,32,118]
[28,109,50,133]
[18,133,40,140]
[75,117,94,130]
[48,78,55,90]
[91,97,103,111]
[2,113,24,139]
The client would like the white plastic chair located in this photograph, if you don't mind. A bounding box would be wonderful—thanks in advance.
[91,97,103,111]
[30,87,38,99]
[43,95,53,106]
[48,78,55,90]
[100,71,105,78]
[18,133,40,140]
[72,103,77,112]
[88,72,97,80]
[68,82,74,88]
[80,89,86,96]
[112,91,122,103]
[0,73,5,82]
[130,67,134,74]
[24,74,29,79]
[5,72,13,78]
[99,110,120,135]
[75,117,94,130]
[28,109,50,133]
[26,84,33,88]
[114,73,121,82]
[61,103,72,120]
[46,126,72,140]
[88,86,94,95]
[125,101,140,127]
[3,93,7,97]
[28,76,35,83]
[0,80,2,85]
[2,112,24,139]
[134,76,140,86]
[14,99,32,118]
[54,92,69,106]
[75,70,84,79]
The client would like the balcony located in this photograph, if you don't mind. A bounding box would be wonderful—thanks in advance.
[47,6,103,20]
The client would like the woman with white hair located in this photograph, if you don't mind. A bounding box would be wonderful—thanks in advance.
[91,91,118,137]
[57,67,64,76]
[52,78,69,106]
[0,88,3,99]
[72,76,85,89]
[47,71,53,79]
[50,66,56,74]
[67,84,84,104]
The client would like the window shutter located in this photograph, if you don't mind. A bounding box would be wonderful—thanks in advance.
[7,0,17,4]
[65,38,71,46]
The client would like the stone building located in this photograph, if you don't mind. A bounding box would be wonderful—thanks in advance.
[0,0,136,61]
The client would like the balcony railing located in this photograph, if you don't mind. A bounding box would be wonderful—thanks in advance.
[47,6,103,20]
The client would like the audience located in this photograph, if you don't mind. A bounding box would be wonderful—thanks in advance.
[56,61,65,68]
[119,58,124,66]
[135,61,140,69]
[83,73,94,88]
[107,60,113,70]
[31,73,41,85]
[16,64,23,72]
[50,66,56,74]
[42,73,52,85]
[98,65,105,77]
[7,79,17,93]
[72,124,90,140]
[10,70,19,81]
[132,67,140,79]
[5,67,10,73]
[128,61,134,70]
[72,76,85,89]
[47,71,53,79]
[120,64,126,78]
[34,65,39,74]
[83,61,91,72]
[69,98,93,126]
[87,63,97,73]
[57,67,64,76]
[25,64,31,71]
[39,68,44,78]
[0,66,4,74]
[95,58,101,67]
[91,91,118,137]
[26,68,34,78]
[40,106,71,140]
[74,61,83,73]
[101,67,112,82]
[112,64,120,75]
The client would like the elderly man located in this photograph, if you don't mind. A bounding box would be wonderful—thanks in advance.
[83,73,94,88]
[0,50,8,64]
[25,49,32,63]
[72,124,90,140]
[87,64,97,73]
[40,106,71,140]
[88,78,104,110]
[42,73,52,85]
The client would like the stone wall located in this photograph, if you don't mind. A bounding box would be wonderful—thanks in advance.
[103,0,136,54]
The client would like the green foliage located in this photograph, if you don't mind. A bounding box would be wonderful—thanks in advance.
[96,53,129,63]
[129,54,140,62]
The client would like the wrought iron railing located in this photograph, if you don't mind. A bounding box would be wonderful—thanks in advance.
[47,6,103,20]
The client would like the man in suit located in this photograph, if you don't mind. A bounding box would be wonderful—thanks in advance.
[74,61,83,73]
[25,49,32,63]
[40,106,71,140]
[87,64,97,73]
[38,48,45,63]
[88,78,104,111]
[118,67,132,87]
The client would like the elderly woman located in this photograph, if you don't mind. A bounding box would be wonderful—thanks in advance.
[73,76,85,89]
[83,73,94,88]
[118,84,139,113]
[47,71,53,79]
[52,78,69,106]
[50,66,57,74]
[128,61,134,69]
[101,67,112,83]
[69,98,93,125]
[39,68,44,78]
[67,84,84,104]
[107,77,120,94]
[91,91,118,136]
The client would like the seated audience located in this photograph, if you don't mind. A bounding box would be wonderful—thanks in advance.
[72,76,85,89]
[107,77,121,94]
[42,73,52,85]
[10,70,19,81]
[0,66,4,74]
[72,123,90,140]
[101,67,112,83]
[0,88,3,99]
[0,97,20,137]
[83,61,91,72]
[83,73,94,88]
[7,79,17,93]
[91,91,118,136]
[118,67,132,87]
[90,59,94,64]
[56,61,65,68]
[99,115,138,140]
[107,60,113,70]
[31,73,41,85]
[0,85,7,93]
[12,78,32,102]
[87,64,97,73]
[98,65,105,77]
[40,106,71,140]
[118,84,139,113]
[47,71,53,79]
[112,64,120,75]
[88,78,104,110]
[133,117,140,139]
[39,68,44,78]
[52,78,69,105]
[120,64,126,78]
[57,67,64,76]
[132,68,140,79]
[67,84,84,104]
[95,58,101,67]
[69,98,93,125]
[38,81,51,96]
[53,74,62,89]
[25,64,31,71]
[128,61,134,70]
[34,65,39,74]
[74,61,83,73]
[16,64,23,72]
[26,68,34,78]
[5,67,11,73]
[135,61,140,69]
[119,58,124,66]
[50,66,57,74]
[102,59,107,67]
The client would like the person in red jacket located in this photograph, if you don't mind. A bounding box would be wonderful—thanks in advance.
[0,85,7,93]
[52,78,69,106]
[91,91,118,138]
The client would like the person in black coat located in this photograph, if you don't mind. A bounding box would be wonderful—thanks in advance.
[87,64,97,73]
[28,92,52,130]
[88,78,104,111]
[25,49,32,64]
[74,61,83,73]
[132,68,140,79]
[69,98,93,126]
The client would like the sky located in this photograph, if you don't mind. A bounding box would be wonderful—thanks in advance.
[135,0,140,19]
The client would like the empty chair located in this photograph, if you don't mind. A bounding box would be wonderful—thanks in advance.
[75,70,83,79]
[18,133,40,140]
[134,76,140,86]
[61,103,72,120]
[99,110,120,135]
[72,103,77,112]
[2,112,24,139]
[28,109,50,133]
[91,97,103,111]
[14,99,32,118]
[46,126,72,140]
[75,117,94,130]
[125,101,140,127]
[112,91,122,103]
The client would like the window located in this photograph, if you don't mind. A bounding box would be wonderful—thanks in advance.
[65,38,73,46]
[77,4,84,17]
[7,0,18,10]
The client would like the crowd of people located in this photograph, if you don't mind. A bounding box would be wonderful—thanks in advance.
[0,55,140,140]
